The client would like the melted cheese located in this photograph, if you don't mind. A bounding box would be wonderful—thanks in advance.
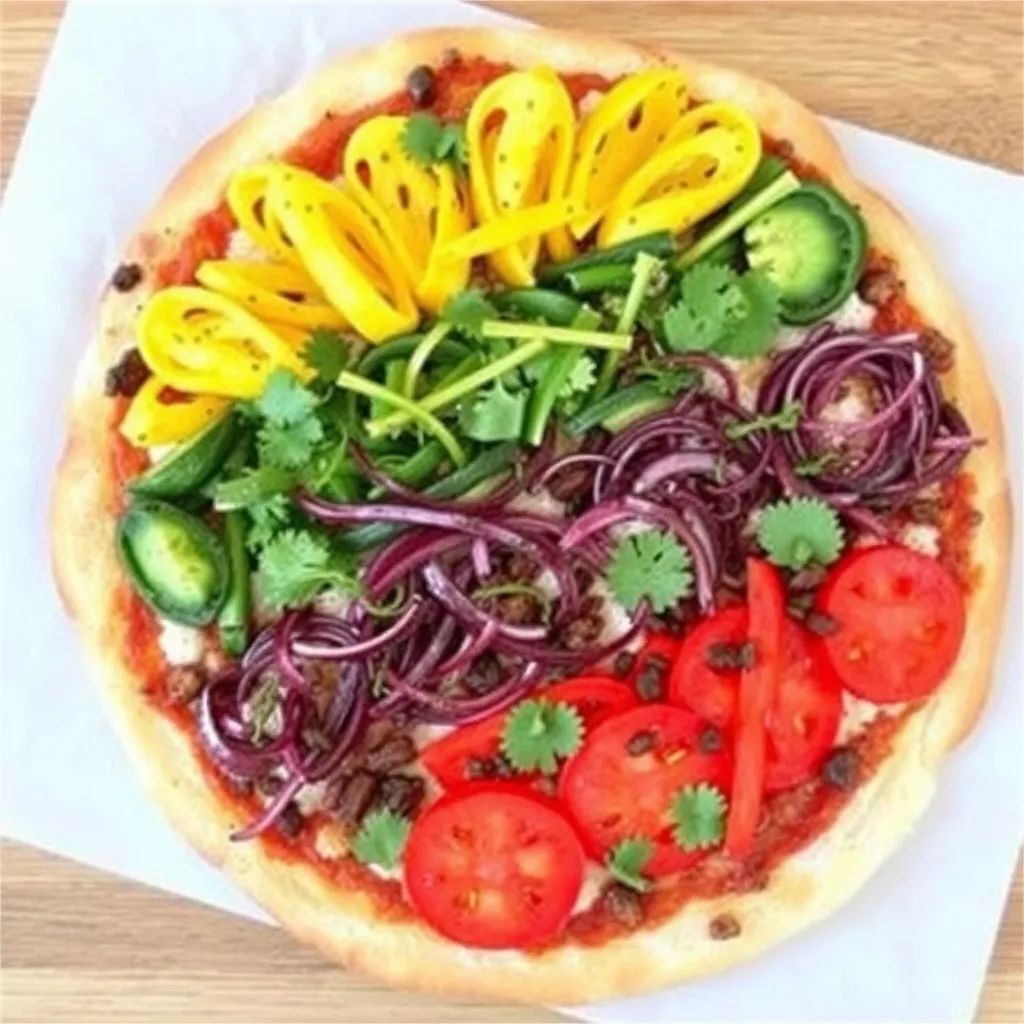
[837,693,908,744]
[900,523,941,557]
[157,620,204,666]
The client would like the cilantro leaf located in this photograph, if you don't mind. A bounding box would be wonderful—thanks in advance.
[501,700,583,775]
[400,113,468,170]
[459,380,526,442]
[441,288,498,340]
[716,270,781,359]
[633,359,699,397]
[726,400,802,440]
[258,529,361,610]
[302,328,350,384]
[351,809,411,870]
[662,264,742,352]
[257,415,324,469]
[255,369,319,426]
[606,529,693,614]
[606,838,654,893]
[245,493,294,552]
[525,350,597,400]
[671,783,727,851]
[756,497,845,570]
[794,451,839,477]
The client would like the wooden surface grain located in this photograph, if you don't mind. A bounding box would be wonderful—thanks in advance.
[1,2,1021,1022]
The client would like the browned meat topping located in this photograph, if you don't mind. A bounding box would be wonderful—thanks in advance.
[494,592,544,626]
[918,327,956,374]
[406,65,437,108]
[558,594,604,651]
[602,883,644,927]
[465,753,514,781]
[275,802,304,838]
[709,912,741,940]
[858,265,902,307]
[635,653,669,701]
[376,774,426,818]
[822,746,860,790]
[804,610,839,637]
[705,640,755,672]
[104,347,150,398]
[611,650,636,678]
[165,666,204,705]
[545,465,594,503]
[364,734,416,773]
[626,730,656,757]
[111,261,144,293]
[463,651,504,695]
[789,565,828,592]
[329,770,379,827]
[907,496,943,526]
[698,725,724,754]
[503,551,539,582]
[787,593,816,619]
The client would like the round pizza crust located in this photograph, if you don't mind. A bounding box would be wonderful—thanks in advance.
[51,27,1011,1004]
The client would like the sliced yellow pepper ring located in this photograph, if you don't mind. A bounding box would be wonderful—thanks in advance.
[137,286,308,398]
[465,68,577,286]
[226,163,305,267]
[343,116,470,313]
[598,101,761,247]
[119,377,231,446]
[266,165,419,343]
[195,260,346,329]
[434,198,578,264]
[568,69,690,238]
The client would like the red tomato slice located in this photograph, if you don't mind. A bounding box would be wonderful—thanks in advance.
[764,624,843,791]
[725,558,785,859]
[419,676,635,790]
[404,786,585,949]
[559,704,732,877]
[669,605,749,726]
[817,545,966,702]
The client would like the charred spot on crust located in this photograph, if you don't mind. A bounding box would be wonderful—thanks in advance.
[822,746,860,790]
[708,912,741,940]
[603,883,644,927]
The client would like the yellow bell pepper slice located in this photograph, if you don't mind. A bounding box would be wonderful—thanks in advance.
[266,165,419,343]
[119,376,231,446]
[195,260,346,329]
[567,70,691,238]
[343,116,470,313]
[137,286,308,398]
[465,68,577,286]
[226,163,305,267]
[434,198,578,264]
[598,101,761,247]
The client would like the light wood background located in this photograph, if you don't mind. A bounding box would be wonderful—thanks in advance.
[1,2,1021,1022]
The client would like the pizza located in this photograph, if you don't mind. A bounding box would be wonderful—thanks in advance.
[52,27,1010,1003]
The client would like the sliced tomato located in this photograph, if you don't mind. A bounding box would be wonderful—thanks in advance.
[818,545,965,702]
[624,631,682,700]
[669,605,748,726]
[419,676,635,790]
[764,624,843,791]
[725,558,785,859]
[404,786,585,949]
[559,704,732,877]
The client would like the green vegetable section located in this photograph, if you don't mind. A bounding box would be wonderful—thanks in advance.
[117,498,228,627]
[128,413,237,499]
[538,230,676,283]
[218,510,251,656]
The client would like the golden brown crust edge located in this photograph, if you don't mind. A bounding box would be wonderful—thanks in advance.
[50,26,1011,1005]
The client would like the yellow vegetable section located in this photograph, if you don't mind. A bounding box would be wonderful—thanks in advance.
[226,164,306,267]
[120,377,231,446]
[567,69,691,238]
[598,101,761,246]
[136,286,308,399]
[343,116,470,313]
[459,69,578,286]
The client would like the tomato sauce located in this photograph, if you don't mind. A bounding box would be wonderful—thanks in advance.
[118,59,982,947]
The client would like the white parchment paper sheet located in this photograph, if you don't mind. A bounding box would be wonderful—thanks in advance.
[1,3,1020,1022]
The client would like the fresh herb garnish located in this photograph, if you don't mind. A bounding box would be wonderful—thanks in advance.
[633,359,698,396]
[254,370,325,470]
[258,529,361,610]
[351,809,411,870]
[245,493,294,552]
[756,497,845,570]
[671,783,727,851]
[501,700,584,775]
[662,264,781,360]
[254,368,319,426]
[794,451,839,477]
[459,380,527,442]
[606,837,654,893]
[524,349,597,400]
[441,288,498,340]
[399,113,468,170]
[607,529,693,614]
[302,328,350,385]
[726,401,802,440]
[472,581,554,622]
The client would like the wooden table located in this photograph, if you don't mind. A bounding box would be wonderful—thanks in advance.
[1,2,1021,1021]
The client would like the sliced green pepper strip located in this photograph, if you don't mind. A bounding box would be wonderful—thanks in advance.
[480,320,630,351]
[128,412,237,499]
[676,170,801,270]
[366,440,447,499]
[340,442,519,551]
[491,289,582,327]
[213,465,296,510]
[564,264,634,295]
[365,340,548,439]
[337,371,467,467]
[565,380,666,437]
[538,231,676,283]
[594,252,661,398]
[403,321,452,399]
[357,333,471,377]
[218,509,251,657]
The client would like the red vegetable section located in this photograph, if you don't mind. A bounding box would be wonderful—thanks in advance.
[405,786,584,949]
[818,545,965,702]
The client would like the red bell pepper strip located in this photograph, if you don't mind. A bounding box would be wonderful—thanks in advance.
[724,557,785,858]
